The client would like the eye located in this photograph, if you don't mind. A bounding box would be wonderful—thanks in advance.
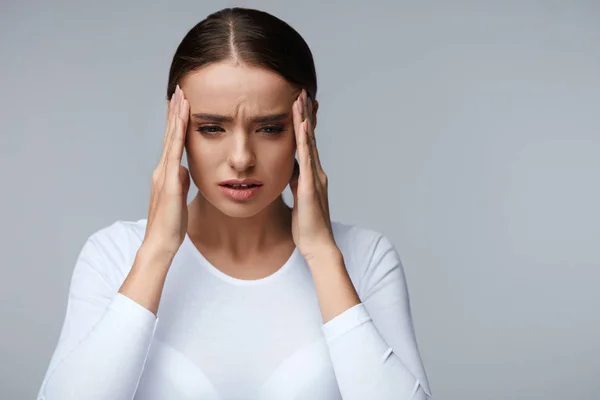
[196,125,224,135]
[259,126,285,135]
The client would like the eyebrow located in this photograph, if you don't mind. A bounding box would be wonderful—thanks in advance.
[191,112,290,124]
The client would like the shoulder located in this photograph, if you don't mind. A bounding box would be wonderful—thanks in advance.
[331,220,395,262]
[331,220,401,288]
[76,218,148,282]
[88,218,148,248]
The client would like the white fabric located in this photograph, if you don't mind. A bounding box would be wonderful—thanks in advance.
[37,219,432,400]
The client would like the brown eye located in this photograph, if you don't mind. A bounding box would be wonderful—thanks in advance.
[196,126,224,135]
[259,126,285,135]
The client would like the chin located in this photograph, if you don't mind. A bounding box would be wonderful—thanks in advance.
[198,187,284,219]
[215,202,267,219]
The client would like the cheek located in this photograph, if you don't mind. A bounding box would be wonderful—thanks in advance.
[259,144,295,180]
[185,137,220,176]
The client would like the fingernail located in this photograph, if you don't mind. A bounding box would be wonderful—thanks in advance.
[297,99,303,118]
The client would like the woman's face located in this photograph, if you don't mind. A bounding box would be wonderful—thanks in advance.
[180,61,306,218]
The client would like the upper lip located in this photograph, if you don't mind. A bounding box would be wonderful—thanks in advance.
[218,179,263,186]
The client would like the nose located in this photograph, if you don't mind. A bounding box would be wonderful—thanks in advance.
[227,133,255,172]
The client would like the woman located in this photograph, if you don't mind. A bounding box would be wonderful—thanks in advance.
[37,7,432,400]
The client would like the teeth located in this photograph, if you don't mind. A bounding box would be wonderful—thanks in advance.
[229,184,253,189]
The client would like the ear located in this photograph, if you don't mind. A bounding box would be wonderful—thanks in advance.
[311,99,319,130]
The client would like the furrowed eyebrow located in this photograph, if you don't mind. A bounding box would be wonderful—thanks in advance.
[192,113,233,123]
[192,113,289,123]
[252,113,289,123]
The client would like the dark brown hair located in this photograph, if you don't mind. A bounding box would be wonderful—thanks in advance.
[166,7,317,101]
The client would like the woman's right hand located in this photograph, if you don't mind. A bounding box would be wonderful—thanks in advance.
[143,84,191,258]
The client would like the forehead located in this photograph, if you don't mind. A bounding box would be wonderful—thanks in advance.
[181,62,297,113]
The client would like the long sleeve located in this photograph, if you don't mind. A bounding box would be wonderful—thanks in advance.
[322,230,432,400]
[37,223,159,400]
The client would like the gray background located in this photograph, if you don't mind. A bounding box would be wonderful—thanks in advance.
[1,0,599,399]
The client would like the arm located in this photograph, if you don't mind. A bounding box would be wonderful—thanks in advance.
[288,90,431,398]
[309,232,432,400]
[38,84,190,400]
[37,225,172,400]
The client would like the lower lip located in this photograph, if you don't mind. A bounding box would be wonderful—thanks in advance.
[219,185,262,201]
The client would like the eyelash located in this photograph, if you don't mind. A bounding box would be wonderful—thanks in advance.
[195,125,285,136]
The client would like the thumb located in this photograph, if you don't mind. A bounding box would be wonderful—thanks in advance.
[180,165,191,195]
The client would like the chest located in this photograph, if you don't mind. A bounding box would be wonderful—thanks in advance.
[133,255,342,400]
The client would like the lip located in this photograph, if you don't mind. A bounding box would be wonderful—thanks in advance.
[218,184,262,201]
[218,178,264,186]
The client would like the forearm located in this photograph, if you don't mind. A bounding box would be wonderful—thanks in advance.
[323,308,428,400]
[118,242,174,316]
[307,245,361,323]
[40,242,172,399]
[40,293,158,400]
[308,235,432,399]
[310,248,428,399]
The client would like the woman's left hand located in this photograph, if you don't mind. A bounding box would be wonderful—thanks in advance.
[289,90,338,263]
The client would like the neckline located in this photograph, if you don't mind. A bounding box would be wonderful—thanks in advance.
[182,233,300,286]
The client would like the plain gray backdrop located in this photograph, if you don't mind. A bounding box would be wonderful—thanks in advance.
[1,0,599,399]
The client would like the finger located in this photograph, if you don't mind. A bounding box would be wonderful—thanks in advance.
[304,118,320,186]
[289,159,299,207]
[164,86,184,171]
[293,94,312,185]
[304,120,328,213]
[300,117,315,190]
[300,92,321,184]
[299,93,330,222]
[158,93,175,171]
[292,92,303,146]
[305,96,323,172]
[301,91,322,173]
[289,158,299,188]
[159,87,180,171]
[300,98,328,210]
[166,86,182,150]
[179,165,191,195]
[169,96,189,175]
[165,89,175,131]
[164,87,179,148]
[301,89,309,124]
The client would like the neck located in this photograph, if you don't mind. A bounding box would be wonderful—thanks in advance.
[187,194,292,256]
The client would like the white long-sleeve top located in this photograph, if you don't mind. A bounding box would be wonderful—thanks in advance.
[37,219,432,400]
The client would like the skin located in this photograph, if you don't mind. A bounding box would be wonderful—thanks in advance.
[120,60,360,323]
[181,61,305,264]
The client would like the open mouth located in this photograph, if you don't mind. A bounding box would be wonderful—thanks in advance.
[221,184,261,189]
[219,182,263,201]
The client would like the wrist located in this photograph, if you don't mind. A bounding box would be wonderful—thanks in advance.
[136,241,176,270]
[303,244,343,269]
[119,241,175,316]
